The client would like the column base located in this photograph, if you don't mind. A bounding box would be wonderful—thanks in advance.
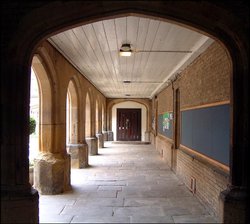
[103,131,108,141]
[33,152,71,194]
[96,133,104,148]
[219,185,247,223]
[144,131,150,142]
[107,131,113,141]
[67,143,88,168]
[86,137,98,155]
[1,187,39,223]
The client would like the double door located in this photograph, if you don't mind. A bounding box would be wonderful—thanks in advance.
[117,108,141,141]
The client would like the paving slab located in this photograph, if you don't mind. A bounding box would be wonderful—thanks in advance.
[38,141,217,223]
[39,214,73,223]
[131,215,174,223]
[71,216,130,223]
[172,214,218,223]
[61,205,113,216]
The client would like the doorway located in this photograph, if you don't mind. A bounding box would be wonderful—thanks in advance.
[117,108,141,141]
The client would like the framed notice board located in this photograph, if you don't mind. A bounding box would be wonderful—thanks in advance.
[158,112,173,139]
[180,104,230,165]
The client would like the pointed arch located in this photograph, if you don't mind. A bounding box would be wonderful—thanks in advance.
[85,92,91,138]
[66,79,79,144]
[31,53,55,153]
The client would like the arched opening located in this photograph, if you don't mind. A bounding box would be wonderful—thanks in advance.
[95,100,99,134]
[102,103,106,132]
[112,101,147,141]
[66,80,78,145]
[1,2,248,223]
[31,55,53,154]
[29,68,40,185]
[85,92,91,138]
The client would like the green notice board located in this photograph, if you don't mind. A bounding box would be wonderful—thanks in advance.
[158,112,173,139]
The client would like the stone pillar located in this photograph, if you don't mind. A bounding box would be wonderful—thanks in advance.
[1,61,39,222]
[33,153,71,194]
[67,143,88,168]
[219,186,247,223]
[144,131,150,142]
[96,133,104,148]
[1,188,39,223]
[107,131,113,141]
[86,136,98,155]
[218,44,248,223]
[103,131,108,141]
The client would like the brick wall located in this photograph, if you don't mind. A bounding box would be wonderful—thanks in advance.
[158,86,173,114]
[154,41,231,219]
[176,41,230,108]
[177,150,229,216]
[156,135,172,166]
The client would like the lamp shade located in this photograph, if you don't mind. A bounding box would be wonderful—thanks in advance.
[119,51,132,56]
[119,43,132,56]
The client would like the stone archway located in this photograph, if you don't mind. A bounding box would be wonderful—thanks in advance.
[66,79,88,169]
[67,80,78,145]
[32,54,54,154]
[1,2,248,223]
[95,98,104,148]
[85,91,98,155]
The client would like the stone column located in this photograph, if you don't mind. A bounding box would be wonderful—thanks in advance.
[218,56,248,223]
[144,131,150,142]
[86,136,98,155]
[67,143,88,168]
[1,63,39,222]
[96,133,104,148]
[107,130,114,141]
[103,131,108,141]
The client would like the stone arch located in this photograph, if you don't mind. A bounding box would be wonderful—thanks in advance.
[107,98,151,133]
[101,102,106,132]
[66,79,79,144]
[85,91,91,138]
[110,100,149,141]
[95,98,100,133]
[31,51,56,153]
[85,89,98,155]
[29,67,40,164]
[66,76,88,169]
[1,2,248,223]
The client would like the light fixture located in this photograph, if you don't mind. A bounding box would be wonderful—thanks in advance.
[119,43,192,56]
[123,80,131,84]
[119,44,132,57]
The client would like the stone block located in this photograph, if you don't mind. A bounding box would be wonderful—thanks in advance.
[33,153,71,194]
[1,188,39,223]
[107,131,113,141]
[86,137,98,155]
[103,131,108,141]
[144,131,150,142]
[96,133,104,148]
[67,144,88,168]
[219,186,247,223]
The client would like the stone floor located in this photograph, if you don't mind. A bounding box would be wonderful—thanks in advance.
[39,142,217,223]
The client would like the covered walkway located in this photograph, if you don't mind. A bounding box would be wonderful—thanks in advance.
[39,142,217,223]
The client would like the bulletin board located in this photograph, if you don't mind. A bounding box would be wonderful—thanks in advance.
[158,112,173,139]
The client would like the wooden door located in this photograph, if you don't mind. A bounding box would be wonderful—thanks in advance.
[117,109,141,141]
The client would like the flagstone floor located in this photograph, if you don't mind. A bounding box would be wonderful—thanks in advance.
[39,142,217,223]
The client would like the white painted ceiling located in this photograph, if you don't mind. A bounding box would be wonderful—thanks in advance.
[48,16,213,99]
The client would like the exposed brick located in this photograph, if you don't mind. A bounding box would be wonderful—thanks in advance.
[154,41,230,219]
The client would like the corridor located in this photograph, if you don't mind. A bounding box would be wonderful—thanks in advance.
[39,142,217,223]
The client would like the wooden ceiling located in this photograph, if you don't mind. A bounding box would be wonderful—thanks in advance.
[48,16,213,99]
